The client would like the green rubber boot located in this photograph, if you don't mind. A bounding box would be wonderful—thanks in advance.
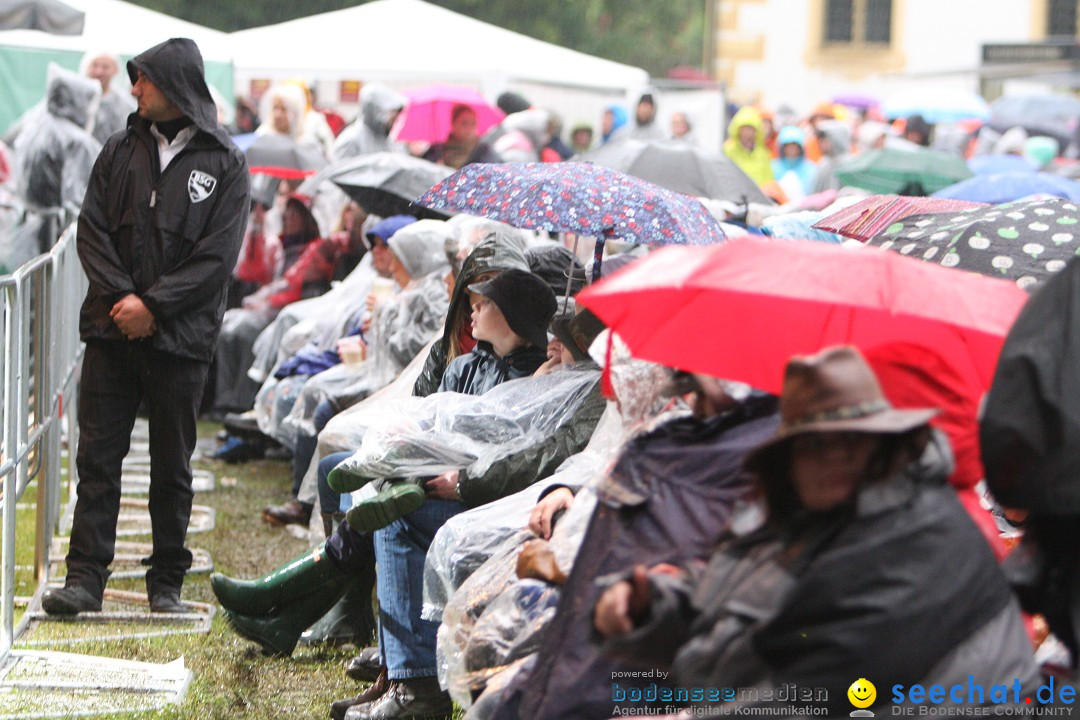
[223,572,353,657]
[210,545,342,617]
[326,464,378,493]
[344,481,427,533]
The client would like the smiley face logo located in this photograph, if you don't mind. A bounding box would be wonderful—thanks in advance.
[848,678,876,709]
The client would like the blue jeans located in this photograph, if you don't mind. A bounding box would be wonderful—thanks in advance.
[292,399,339,498]
[374,498,464,680]
[317,450,352,516]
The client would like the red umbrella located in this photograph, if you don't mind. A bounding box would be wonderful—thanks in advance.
[576,235,1027,393]
[813,195,988,242]
[392,84,504,143]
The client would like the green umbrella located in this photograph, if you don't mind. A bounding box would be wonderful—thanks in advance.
[834,147,973,195]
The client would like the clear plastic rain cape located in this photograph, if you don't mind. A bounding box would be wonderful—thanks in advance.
[255,270,448,448]
[330,365,603,482]
[427,336,686,708]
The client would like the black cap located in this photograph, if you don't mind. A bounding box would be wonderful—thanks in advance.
[550,308,606,362]
[469,269,557,349]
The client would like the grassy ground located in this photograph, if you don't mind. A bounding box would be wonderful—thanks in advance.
[14,422,373,719]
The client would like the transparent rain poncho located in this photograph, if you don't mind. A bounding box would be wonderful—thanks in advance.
[294,336,437,507]
[257,270,448,449]
[10,63,101,255]
[248,244,378,385]
[430,334,688,709]
[330,365,603,482]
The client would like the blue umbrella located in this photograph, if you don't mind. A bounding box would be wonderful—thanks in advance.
[934,172,1080,204]
[967,154,1035,176]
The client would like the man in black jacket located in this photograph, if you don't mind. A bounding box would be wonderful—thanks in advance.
[43,38,249,615]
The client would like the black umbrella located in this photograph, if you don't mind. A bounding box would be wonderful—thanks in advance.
[0,0,84,34]
[326,152,453,220]
[245,134,327,180]
[576,138,772,205]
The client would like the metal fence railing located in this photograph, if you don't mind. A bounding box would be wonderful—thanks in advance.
[0,224,85,665]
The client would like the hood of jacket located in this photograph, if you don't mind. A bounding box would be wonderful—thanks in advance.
[386,219,452,279]
[361,83,407,137]
[126,38,220,138]
[501,108,552,152]
[46,63,100,129]
[727,106,766,147]
[815,120,851,159]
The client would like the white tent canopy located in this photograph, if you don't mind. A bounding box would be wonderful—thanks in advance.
[0,0,231,60]
[229,0,649,94]
[0,0,233,133]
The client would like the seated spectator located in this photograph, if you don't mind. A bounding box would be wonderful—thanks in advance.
[592,346,1039,717]
[209,269,563,664]
[212,195,321,418]
[484,371,778,720]
[257,219,450,528]
[326,269,560,530]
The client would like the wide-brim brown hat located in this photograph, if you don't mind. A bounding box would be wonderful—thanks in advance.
[744,345,938,472]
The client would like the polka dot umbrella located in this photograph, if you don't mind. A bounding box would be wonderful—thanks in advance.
[865,197,1080,291]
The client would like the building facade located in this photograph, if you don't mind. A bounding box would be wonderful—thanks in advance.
[713,0,1079,114]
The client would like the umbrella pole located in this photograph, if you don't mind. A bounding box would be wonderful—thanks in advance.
[592,228,613,284]
[562,233,580,315]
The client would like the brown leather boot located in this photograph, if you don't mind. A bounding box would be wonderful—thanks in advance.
[344,677,451,719]
[331,667,389,720]
[261,498,311,527]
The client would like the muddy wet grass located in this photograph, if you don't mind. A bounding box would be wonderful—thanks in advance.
[28,422,368,719]
[16,422,466,719]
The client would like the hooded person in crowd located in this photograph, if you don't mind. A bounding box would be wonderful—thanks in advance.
[331,84,407,162]
[600,105,628,145]
[42,38,249,616]
[82,51,137,145]
[724,106,774,187]
[771,126,817,199]
[11,63,102,254]
[591,347,1039,717]
[626,91,665,141]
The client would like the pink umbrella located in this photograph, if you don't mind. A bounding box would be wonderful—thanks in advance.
[392,84,504,143]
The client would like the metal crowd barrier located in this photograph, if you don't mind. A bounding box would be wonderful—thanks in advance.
[0,224,86,666]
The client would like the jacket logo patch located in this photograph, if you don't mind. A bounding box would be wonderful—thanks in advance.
[188,170,217,203]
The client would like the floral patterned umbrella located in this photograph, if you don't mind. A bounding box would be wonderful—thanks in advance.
[866,197,1080,291]
[414,162,726,281]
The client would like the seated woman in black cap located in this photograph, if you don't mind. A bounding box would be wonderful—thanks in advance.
[592,345,1040,717]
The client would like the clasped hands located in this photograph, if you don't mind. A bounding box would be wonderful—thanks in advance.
[111,293,156,339]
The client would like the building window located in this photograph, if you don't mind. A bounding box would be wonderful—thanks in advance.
[824,0,892,45]
[1047,0,1078,36]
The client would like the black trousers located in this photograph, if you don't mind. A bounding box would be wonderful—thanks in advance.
[66,341,208,597]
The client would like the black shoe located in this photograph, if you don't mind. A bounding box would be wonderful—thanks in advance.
[345,678,451,720]
[211,435,266,463]
[41,585,102,615]
[149,591,185,614]
[344,646,384,682]
[223,411,264,439]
